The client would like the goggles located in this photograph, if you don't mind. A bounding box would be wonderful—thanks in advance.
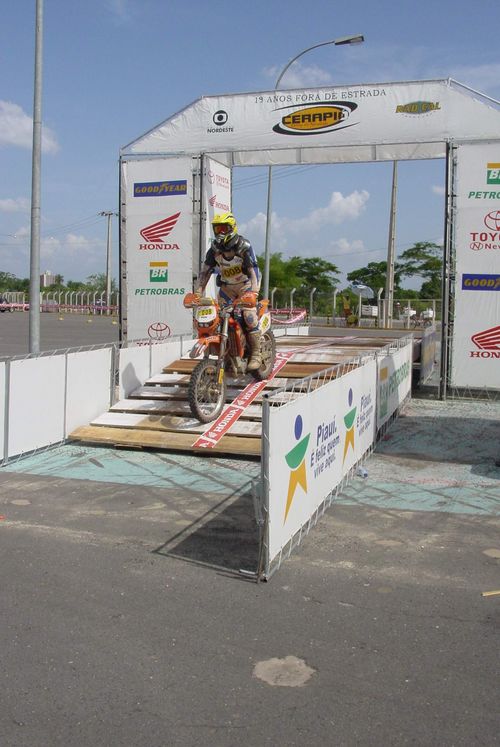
[213,223,232,235]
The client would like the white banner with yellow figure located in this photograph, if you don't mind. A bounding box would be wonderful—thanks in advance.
[266,360,376,563]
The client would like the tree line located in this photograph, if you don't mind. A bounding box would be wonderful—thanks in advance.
[0,272,116,294]
[0,241,442,310]
[256,241,442,310]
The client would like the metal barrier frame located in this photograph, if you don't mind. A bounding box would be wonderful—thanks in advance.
[260,335,413,580]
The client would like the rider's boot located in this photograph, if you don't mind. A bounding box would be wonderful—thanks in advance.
[247,331,262,371]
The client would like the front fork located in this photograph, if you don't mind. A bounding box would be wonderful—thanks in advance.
[216,314,230,385]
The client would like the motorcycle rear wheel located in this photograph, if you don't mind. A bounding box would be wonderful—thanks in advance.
[188,358,226,423]
[250,329,276,381]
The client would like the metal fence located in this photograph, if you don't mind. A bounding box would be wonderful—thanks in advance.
[0,291,119,314]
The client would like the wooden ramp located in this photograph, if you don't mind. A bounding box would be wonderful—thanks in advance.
[68,333,397,458]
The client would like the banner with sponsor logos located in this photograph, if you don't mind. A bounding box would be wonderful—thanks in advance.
[266,360,376,562]
[199,157,232,291]
[450,142,500,389]
[120,157,193,341]
[376,342,412,428]
[123,80,500,166]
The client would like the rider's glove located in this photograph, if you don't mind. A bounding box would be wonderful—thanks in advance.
[183,292,201,308]
[239,291,258,307]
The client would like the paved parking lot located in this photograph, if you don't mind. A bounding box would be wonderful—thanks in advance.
[0,311,119,357]
[0,393,499,746]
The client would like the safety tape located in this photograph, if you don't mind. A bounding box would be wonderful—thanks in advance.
[191,339,329,449]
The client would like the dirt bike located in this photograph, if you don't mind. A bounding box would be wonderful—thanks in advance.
[183,293,276,423]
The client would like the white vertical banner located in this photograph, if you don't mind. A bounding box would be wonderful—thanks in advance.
[451,142,500,389]
[266,361,376,563]
[121,157,194,341]
[199,157,232,294]
[376,342,412,428]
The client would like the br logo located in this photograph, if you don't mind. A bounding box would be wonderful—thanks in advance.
[342,388,357,463]
[283,415,310,523]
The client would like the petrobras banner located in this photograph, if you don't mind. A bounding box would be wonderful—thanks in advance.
[451,142,500,389]
[266,360,376,563]
[120,157,193,341]
[376,342,412,428]
[124,80,500,164]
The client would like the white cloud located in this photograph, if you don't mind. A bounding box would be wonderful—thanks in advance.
[327,238,366,257]
[297,190,369,231]
[446,63,500,97]
[0,100,59,153]
[240,190,370,255]
[432,185,445,196]
[106,0,133,23]
[0,197,30,213]
[264,62,333,90]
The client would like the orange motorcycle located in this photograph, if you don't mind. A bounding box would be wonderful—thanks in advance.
[183,292,276,423]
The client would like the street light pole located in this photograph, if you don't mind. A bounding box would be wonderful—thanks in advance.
[100,211,118,312]
[262,34,364,300]
[29,0,44,354]
[384,161,398,328]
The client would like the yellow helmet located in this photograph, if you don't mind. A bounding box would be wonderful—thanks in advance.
[212,212,238,247]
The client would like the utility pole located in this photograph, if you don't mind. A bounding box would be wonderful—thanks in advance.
[29,0,43,354]
[100,211,118,313]
[384,161,398,328]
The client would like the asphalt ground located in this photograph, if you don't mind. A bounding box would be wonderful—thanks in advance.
[0,317,499,745]
[0,310,120,357]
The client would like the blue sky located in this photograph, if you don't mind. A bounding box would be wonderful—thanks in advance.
[1,0,499,289]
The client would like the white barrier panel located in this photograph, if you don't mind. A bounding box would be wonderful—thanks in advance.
[118,345,151,399]
[376,342,413,429]
[65,348,112,436]
[8,356,66,458]
[150,339,183,376]
[0,362,5,458]
[266,360,376,563]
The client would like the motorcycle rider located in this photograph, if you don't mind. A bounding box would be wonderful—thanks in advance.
[195,212,262,371]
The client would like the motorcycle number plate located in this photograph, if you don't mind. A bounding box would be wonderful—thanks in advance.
[259,313,271,332]
[196,306,216,322]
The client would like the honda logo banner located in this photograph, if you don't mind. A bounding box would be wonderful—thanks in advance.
[451,142,500,389]
[120,157,193,341]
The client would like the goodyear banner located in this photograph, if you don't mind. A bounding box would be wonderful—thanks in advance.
[451,143,500,389]
[376,342,412,429]
[266,360,376,563]
[120,157,193,341]
[123,80,500,166]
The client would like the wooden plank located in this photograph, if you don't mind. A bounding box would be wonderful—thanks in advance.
[144,373,191,385]
[69,425,261,457]
[91,412,262,437]
[110,398,263,419]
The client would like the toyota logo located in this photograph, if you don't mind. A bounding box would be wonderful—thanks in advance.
[148,321,171,341]
[484,210,500,231]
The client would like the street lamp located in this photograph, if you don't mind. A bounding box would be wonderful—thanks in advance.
[262,34,365,299]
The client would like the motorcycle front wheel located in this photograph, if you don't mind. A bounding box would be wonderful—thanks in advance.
[188,358,227,423]
[250,329,276,381]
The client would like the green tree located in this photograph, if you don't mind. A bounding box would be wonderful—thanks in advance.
[346,261,403,296]
[85,273,117,293]
[398,242,443,299]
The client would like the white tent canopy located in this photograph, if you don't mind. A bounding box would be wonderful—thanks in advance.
[122,78,500,165]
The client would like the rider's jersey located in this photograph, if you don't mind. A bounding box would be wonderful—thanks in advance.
[204,237,260,287]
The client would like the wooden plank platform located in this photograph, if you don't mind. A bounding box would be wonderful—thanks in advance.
[69,331,411,458]
[69,425,261,457]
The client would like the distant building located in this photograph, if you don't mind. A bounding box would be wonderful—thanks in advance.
[40,271,56,287]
